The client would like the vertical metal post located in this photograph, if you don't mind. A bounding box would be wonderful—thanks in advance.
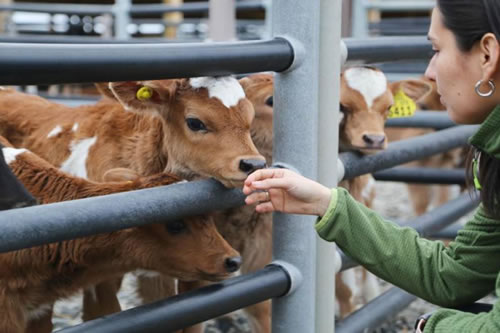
[271,0,320,332]
[163,0,183,39]
[316,0,342,332]
[114,0,131,40]
[352,0,369,37]
[208,0,236,41]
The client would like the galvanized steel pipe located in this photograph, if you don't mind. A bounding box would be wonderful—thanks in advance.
[0,179,245,253]
[339,125,478,181]
[57,263,293,333]
[385,111,456,129]
[373,167,466,185]
[0,38,294,85]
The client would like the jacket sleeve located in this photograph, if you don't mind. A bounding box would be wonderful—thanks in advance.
[424,298,500,332]
[316,188,500,307]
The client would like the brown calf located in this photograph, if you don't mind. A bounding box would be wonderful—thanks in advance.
[385,77,463,216]
[0,76,265,319]
[0,140,239,333]
[337,67,433,318]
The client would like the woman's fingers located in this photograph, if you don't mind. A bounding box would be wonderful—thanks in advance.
[245,191,270,205]
[244,168,286,185]
[255,201,275,213]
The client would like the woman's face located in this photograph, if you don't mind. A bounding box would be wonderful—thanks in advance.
[425,8,497,124]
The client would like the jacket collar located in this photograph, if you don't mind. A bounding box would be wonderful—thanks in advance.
[469,104,500,158]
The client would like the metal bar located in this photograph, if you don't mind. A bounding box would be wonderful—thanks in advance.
[385,111,456,129]
[0,179,245,253]
[316,0,341,331]
[339,125,478,181]
[336,287,417,333]
[272,0,319,331]
[130,1,264,15]
[114,0,131,40]
[0,3,113,15]
[373,167,466,185]
[340,192,479,271]
[0,38,294,85]
[344,36,433,63]
[209,0,236,42]
[365,1,435,11]
[429,224,462,239]
[57,264,291,333]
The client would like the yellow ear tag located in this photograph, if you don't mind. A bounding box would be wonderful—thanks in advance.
[388,90,417,118]
[136,86,153,101]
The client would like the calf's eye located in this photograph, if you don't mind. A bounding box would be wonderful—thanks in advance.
[186,118,207,132]
[166,220,187,234]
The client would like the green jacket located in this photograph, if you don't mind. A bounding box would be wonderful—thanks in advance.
[316,105,500,332]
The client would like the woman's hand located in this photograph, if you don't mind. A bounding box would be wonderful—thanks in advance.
[243,168,332,216]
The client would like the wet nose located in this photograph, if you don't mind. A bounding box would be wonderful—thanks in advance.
[224,256,242,273]
[362,134,386,148]
[239,159,267,174]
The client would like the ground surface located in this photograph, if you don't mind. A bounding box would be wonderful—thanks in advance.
[52,181,495,332]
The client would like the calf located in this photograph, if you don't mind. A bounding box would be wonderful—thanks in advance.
[0,140,240,333]
[337,67,432,317]
[0,76,265,319]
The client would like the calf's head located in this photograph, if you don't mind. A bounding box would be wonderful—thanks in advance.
[340,66,432,154]
[109,77,266,188]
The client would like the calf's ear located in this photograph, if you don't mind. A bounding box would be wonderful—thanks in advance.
[389,79,433,102]
[108,79,181,113]
[94,82,116,100]
[103,168,140,182]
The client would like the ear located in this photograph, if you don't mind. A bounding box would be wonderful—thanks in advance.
[109,79,182,113]
[238,77,252,91]
[389,79,433,102]
[478,32,500,81]
[94,82,116,100]
[103,168,140,182]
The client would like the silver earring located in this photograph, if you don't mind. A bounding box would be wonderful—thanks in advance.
[475,79,496,97]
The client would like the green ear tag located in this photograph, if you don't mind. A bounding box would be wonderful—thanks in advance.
[473,154,482,191]
[388,90,417,118]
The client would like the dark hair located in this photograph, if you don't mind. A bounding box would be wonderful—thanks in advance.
[465,147,500,219]
[437,0,500,51]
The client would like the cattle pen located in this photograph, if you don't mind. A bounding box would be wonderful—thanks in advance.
[0,0,482,332]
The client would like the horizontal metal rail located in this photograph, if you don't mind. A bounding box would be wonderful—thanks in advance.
[0,178,245,253]
[130,1,265,15]
[57,263,291,333]
[364,0,435,11]
[344,36,432,63]
[0,3,112,15]
[340,191,479,271]
[339,125,478,181]
[0,38,294,85]
[336,286,417,333]
[0,1,264,15]
[373,167,466,185]
[385,111,456,129]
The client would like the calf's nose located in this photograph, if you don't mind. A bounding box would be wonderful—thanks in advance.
[239,159,267,174]
[362,134,386,148]
[224,256,242,273]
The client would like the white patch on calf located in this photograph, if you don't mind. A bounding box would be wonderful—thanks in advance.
[2,147,27,165]
[344,67,387,109]
[72,123,79,132]
[361,176,375,203]
[60,137,97,179]
[134,269,161,278]
[189,76,245,108]
[47,125,63,138]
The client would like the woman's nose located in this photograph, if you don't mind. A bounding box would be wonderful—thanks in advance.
[424,55,437,81]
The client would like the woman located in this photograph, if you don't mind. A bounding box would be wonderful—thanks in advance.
[243,0,500,331]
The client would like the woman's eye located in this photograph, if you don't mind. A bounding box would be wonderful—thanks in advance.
[265,96,273,107]
[166,220,187,234]
[186,118,207,132]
